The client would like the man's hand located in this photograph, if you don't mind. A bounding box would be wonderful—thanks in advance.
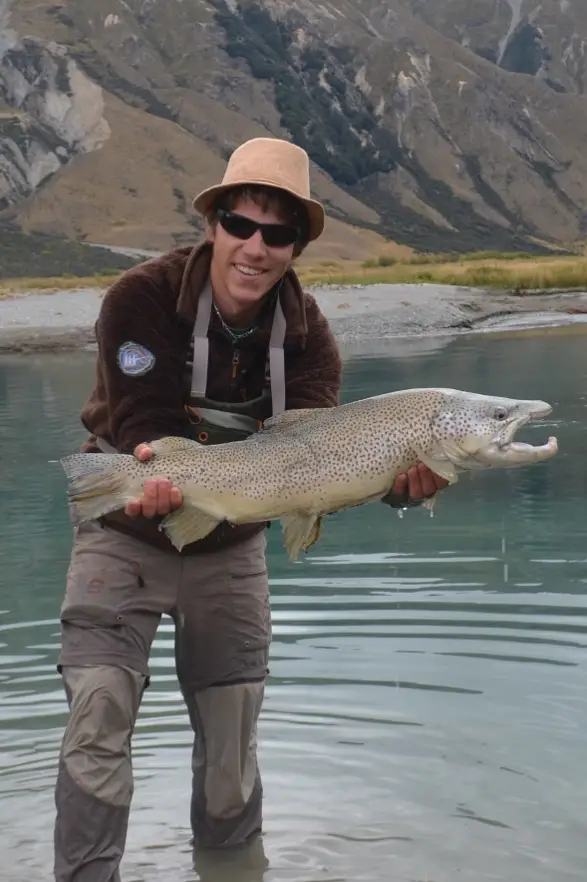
[124,443,183,518]
[382,462,450,509]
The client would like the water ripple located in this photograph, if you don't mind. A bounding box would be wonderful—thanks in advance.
[1,339,587,880]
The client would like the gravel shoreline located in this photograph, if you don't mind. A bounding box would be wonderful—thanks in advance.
[1,282,586,354]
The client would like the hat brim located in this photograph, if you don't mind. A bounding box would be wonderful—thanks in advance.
[192,180,325,242]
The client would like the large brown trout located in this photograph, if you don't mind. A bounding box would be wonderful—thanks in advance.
[60,387,558,560]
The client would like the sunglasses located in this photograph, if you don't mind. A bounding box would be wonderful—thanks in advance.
[216,209,300,248]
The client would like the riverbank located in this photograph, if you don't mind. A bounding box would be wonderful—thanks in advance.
[1,281,586,353]
[3,246,586,297]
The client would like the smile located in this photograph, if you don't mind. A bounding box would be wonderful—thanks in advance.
[234,264,265,276]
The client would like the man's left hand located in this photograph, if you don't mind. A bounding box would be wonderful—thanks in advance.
[382,462,450,509]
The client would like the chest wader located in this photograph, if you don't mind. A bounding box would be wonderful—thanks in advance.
[184,280,286,445]
[174,287,286,850]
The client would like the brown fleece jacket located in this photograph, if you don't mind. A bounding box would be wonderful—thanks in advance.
[79,242,343,554]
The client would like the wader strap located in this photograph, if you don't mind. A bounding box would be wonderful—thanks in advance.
[192,406,260,433]
[190,279,213,397]
[269,294,286,416]
[190,278,287,416]
[95,437,119,454]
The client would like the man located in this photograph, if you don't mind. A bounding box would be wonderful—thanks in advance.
[53,136,447,881]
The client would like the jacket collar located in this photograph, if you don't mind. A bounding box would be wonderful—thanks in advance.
[176,242,308,344]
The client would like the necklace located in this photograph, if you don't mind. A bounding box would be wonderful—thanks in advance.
[213,303,258,343]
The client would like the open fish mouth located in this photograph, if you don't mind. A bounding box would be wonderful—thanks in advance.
[494,403,557,456]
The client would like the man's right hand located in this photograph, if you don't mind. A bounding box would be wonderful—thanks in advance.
[124,443,183,518]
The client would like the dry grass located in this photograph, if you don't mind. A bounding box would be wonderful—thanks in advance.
[0,273,121,298]
[2,253,587,299]
[296,253,587,292]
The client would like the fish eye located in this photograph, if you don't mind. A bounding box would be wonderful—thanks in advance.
[493,407,508,421]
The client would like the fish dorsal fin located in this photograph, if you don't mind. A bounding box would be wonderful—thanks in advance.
[149,436,203,456]
[260,408,324,434]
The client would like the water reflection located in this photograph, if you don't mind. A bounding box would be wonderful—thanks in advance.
[0,327,586,881]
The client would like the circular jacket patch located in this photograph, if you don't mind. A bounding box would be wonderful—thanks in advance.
[117,341,156,376]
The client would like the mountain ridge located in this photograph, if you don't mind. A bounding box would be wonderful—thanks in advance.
[1,0,586,262]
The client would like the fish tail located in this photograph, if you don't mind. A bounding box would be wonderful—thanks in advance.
[60,453,135,525]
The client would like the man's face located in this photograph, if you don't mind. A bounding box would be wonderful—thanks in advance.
[208,194,297,321]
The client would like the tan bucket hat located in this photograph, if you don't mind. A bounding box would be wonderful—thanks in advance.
[192,137,325,241]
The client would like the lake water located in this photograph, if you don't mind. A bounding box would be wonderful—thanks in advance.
[0,325,586,882]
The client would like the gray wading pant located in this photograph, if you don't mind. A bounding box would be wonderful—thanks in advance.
[53,520,271,882]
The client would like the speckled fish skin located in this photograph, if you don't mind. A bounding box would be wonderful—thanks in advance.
[60,387,558,560]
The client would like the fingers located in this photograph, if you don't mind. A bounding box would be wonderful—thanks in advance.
[390,471,408,498]
[124,498,142,518]
[408,465,426,500]
[390,464,450,505]
[133,443,153,462]
[169,486,183,510]
[140,478,171,518]
[410,463,450,498]
[124,478,183,518]
[392,466,427,501]
[416,463,439,498]
[125,445,183,518]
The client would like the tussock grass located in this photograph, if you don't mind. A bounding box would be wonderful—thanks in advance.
[0,271,122,298]
[2,253,586,298]
[296,253,587,292]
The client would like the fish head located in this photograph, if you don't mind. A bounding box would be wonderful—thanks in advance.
[430,390,558,472]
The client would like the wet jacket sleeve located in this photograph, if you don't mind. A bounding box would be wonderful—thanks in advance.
[93,274,192,453]
[285,294,342,409]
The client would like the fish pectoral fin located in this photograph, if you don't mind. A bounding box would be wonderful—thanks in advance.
[414,448,459,484]
[304,517,323,550]
[260,408,324,434]
[159,506,222,551]
[280,513,322,561]
[149,436,204,456]
[422,496,437,517]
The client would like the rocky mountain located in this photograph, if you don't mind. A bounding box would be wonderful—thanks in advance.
[1,0,587,263]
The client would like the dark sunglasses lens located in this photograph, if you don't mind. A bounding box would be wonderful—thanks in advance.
[262,224,298,247]
[219,211,298,247]
[220,212,257,240]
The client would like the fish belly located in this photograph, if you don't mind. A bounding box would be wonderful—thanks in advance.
[186,442,399,524]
